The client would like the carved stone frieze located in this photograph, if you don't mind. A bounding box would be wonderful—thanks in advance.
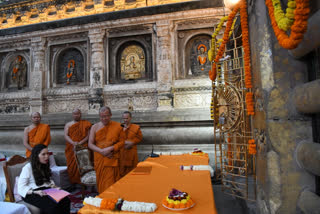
[47,32,88,45]
[176,17,220,30]
[105,94,157,111]
[0,103,30,114]
[108,24,152,36]
[45,86,89,97]
[174,91,211,109]
[0,39,31,52]
[45,99,89,113]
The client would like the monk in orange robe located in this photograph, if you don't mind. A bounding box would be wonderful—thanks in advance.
[120,111,143,177]
[64,109,92,184]
[88,106,124,193]
[23,112,51,158]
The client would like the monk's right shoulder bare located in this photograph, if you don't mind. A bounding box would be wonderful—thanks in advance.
[24,125,32,133]
[92,123,101,132]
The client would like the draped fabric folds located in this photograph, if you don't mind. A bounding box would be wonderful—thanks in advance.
[65,120,92,184]
[26,123,51,158]
[93,121,124,193]
[120,124,142,177]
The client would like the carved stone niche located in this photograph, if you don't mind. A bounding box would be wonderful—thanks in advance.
[177,29,213,79]
[50,42,88,87]
[108,34,153,84]
[0,51,29,91]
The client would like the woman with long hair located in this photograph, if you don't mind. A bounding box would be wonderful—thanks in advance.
[18,144,70,214]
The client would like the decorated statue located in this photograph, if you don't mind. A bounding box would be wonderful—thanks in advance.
[197,44,208,71]
[65,59,77,84]
[11,55,27,90]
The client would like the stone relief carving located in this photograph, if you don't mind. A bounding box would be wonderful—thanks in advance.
[177,18,219,30]
[46,99,89,113]
[108,34,153,84]
[120,45,145,80]
[0,104,30,114]
[105,94,157,111]
[174,92,211,109]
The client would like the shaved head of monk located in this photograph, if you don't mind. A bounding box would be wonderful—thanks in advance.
[99,106,112,126]
[72,108,81,122]
[31,112,41,125]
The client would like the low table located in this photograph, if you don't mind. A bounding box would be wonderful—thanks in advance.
[79,154,217,214]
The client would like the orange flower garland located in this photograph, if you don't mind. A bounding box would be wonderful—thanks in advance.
[248,139,256,155]
[246,92,254,115]
[209,4,240,81]
[100,198,117,210]
[265,0,310,49]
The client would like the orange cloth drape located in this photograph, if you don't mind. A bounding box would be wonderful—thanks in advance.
[79,154,218,214]
[65,120,92,184]
[26,123,51,158]
[94,121,124,193]
[120,124,142,177]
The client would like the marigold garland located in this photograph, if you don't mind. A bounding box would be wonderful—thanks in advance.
[272,0,296,31]
[248,139,256,155]
[209,4,240,81]
[100,198,117,210]
[266,0,310,49]
[246,92,254,115]
[208,16,228,63]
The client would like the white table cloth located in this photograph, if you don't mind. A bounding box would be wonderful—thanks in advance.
[0,202,31,214]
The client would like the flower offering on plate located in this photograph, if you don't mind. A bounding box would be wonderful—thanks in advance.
[162,188,195,210]
[191,148,205,155]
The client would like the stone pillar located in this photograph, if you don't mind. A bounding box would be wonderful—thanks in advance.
[88,29,105,114]
[297,190,320,214]
[30,37,46,114]
[156,20,173,111]
[293,79,320,114]
[296,141,320,176]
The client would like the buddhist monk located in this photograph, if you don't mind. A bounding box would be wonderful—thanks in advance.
[23,112,51,158]
[88,106,124,193]
[120,111,143,177]
[64,109,92,184]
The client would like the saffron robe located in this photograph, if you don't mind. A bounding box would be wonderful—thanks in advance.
[26,123,51,158]
[65,120,92,184]
[93,121,124,193]
[120,124,142,177]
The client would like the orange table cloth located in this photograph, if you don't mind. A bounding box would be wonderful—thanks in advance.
[79,154,218,214]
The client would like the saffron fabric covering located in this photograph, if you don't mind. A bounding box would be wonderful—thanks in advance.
[79,154,218,214]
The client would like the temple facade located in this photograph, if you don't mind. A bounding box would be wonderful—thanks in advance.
[0,0,319,213]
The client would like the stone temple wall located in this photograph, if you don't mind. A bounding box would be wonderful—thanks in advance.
[249,0,320,213]
[0,2,224,167]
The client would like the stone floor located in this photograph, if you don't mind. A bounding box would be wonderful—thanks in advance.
[213,185,246,214]
[213,184,257,214]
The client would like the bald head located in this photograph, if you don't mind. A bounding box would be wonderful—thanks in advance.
[99,106,112,114]
[31,112,41,117]
[72,108,81,122]
[31,112,41,125]
[72,108,81,114]
[99,106,112,125]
